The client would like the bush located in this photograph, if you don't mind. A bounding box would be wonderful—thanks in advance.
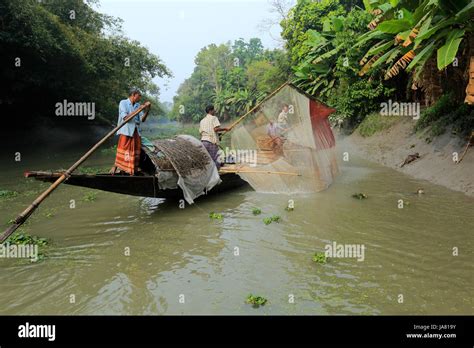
[415,94,474,137]
[328,80,395,127]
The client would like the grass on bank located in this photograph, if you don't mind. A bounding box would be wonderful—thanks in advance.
[357,112,400,137]
[415,94,474,138]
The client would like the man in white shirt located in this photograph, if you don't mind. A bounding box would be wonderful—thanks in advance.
[277,104,289,131]
[199,105,228,168]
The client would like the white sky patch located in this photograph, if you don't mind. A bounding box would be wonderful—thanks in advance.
[94,0,289,102]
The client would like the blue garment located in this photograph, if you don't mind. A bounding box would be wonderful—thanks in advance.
[116,98,144,137]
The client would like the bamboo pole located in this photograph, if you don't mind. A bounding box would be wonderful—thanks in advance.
[221,82,289,136]
[219,169,301,176]
[0,102,151,243]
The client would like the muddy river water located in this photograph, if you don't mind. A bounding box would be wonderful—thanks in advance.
[0,134,472,315]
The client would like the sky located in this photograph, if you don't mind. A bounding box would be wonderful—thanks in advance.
[95,0,290,103]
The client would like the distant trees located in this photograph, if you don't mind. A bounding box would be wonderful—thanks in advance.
[171,38,290,123]
[0,0,171,126]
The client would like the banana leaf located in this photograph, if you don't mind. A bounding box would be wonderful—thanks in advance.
[406,41,435,72]
[377,19,412,33]
[437,29,465,70]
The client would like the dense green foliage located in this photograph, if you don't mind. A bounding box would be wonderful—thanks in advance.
[415,94,474,136]
[283,0,397,124]
[2,0,471,133]
[0,0,171,126]
[171,38,290,123]
[357,0,473,81]
[283,0,473,127]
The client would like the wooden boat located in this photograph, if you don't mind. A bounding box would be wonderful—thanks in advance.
[24,170,248,200]
[23,134,251,201]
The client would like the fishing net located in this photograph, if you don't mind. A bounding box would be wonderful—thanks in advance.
[226,84,338,193]
[144,135,221,203]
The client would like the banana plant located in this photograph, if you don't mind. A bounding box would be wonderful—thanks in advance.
[292,15,346,96]
[358,0,474,83]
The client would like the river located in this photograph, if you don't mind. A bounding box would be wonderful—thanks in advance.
[0,132,472,315]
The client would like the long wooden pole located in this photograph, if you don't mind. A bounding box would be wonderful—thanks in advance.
[221,82,289,136]
[0,101,151,243]
[219,169,301,176]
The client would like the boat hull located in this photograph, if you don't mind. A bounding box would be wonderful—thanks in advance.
[24,171,248,200]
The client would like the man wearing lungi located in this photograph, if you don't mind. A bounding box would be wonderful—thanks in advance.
[110,89,148,175]
[199,105,228,168]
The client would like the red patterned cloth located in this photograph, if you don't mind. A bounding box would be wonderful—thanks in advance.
[114,130,141,174]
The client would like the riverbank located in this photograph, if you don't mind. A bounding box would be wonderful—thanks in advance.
[341,117,474,197]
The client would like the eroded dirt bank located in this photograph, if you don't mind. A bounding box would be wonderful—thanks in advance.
[338,118,474,197]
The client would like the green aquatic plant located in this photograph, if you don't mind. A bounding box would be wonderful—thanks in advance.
[7,232,48,247]
[209,212,223,220]
[263,215,281,225]
[312,252,327,264]
[352,193,368,200]
[5,232,49,263]
[0,190,18,199]
[82,191,98,202]
[43,208,56,218]
[246,294,267,307]
[252,207,262,215]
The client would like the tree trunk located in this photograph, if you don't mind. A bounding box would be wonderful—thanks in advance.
[465,35,474,104]
[421,58,443,106]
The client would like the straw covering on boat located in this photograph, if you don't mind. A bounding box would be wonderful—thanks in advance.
[144,135,221,203]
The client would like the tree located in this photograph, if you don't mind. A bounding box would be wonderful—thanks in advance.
[0,0,172,126]
[283,1,394,123]
[171,38,290,123]
[357,0,474,104]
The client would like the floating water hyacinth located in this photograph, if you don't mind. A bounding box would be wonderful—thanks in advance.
[82,191,98,202]
[352,193,368,199]
[7,232,49,247]
[312,252,327,264]
[0,190,18,199]
[246,294,267,307]
[252,207,262,215]
[263,215,281,225]
[209,212,223,220]
[272,215,281,223]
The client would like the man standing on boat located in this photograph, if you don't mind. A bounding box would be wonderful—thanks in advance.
[199,105,228,168]
[110,88,149,175]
